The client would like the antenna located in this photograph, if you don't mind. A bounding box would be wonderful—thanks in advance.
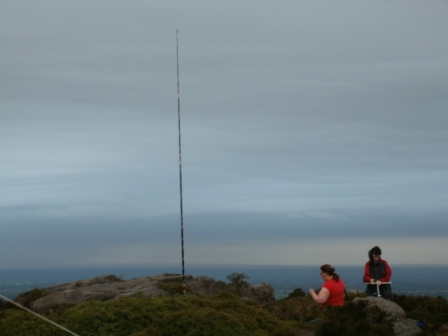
[176,29,186,295]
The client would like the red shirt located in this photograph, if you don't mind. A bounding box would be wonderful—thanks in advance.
[322,278,345,306]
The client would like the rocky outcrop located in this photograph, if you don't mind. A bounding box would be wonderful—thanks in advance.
[352,297,406,320]
[15,273,274,311]
[353,297,421,336]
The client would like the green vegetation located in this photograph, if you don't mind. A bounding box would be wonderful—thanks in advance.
[316,301,394,336]
[393,294,448,335]
[0,292,294,336]
[16,288,47,308]
[1,281,448,335]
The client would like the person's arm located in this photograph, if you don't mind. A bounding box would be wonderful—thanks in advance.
[379,260,392,282]
[309,287,330,304]
[362,263,372,283]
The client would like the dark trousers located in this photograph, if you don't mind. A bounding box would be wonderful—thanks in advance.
[366,284,392,299]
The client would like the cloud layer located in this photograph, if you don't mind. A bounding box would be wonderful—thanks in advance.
[1,1,448,268]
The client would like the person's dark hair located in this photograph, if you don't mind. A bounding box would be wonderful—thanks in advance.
[368,246,382,263]
[320,264,340,282]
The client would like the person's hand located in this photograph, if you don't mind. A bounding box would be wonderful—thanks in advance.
[370,279,376,284]
[308,288,314,295]
[377,280,382,284]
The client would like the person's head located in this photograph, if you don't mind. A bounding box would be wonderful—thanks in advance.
[368,246,382,264]
[320,264,340,282]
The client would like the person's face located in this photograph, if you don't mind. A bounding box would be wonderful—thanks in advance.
[372,254,381,263]
[320,271,328,281]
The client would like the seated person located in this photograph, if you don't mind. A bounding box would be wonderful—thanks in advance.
[309,264,345,307]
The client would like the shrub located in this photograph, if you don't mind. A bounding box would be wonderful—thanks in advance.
[287,288,306,299]
[156,279,184,295]
[0,294,295,336]
[226,272,250,284]
[0,309,66,336]
[393,294,448,335]
[316,300,394,336]
[266,291,321,322]
[16,288,46,308]
[226,272,251,296]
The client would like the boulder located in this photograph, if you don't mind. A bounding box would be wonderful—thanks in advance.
[352,297,406,320]
[393,318,422,336]
[352,297,421,336]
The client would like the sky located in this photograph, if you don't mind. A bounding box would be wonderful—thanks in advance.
[1,1,448,270]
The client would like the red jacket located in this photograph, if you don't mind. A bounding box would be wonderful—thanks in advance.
[362,259,392,283]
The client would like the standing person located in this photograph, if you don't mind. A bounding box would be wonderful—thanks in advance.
[309,264,345,307]
[363,246,392,298]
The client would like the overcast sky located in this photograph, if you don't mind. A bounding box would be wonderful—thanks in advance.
[2,1,448,270]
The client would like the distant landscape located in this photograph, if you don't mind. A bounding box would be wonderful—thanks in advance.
[1,264,447,300]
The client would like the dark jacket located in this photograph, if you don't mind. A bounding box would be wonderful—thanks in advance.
[363,259,392,298]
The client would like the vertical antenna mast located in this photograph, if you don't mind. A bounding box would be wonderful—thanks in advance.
[176,29,186,295]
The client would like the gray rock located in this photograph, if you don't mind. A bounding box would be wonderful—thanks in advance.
[16,273,274,310]
[352,297,406,320]
[393,318,422,336]
[352,297,421,336]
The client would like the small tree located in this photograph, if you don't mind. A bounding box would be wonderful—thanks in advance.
[287,288,305,299]
[226,273,250,296]
[226,272,250,285]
